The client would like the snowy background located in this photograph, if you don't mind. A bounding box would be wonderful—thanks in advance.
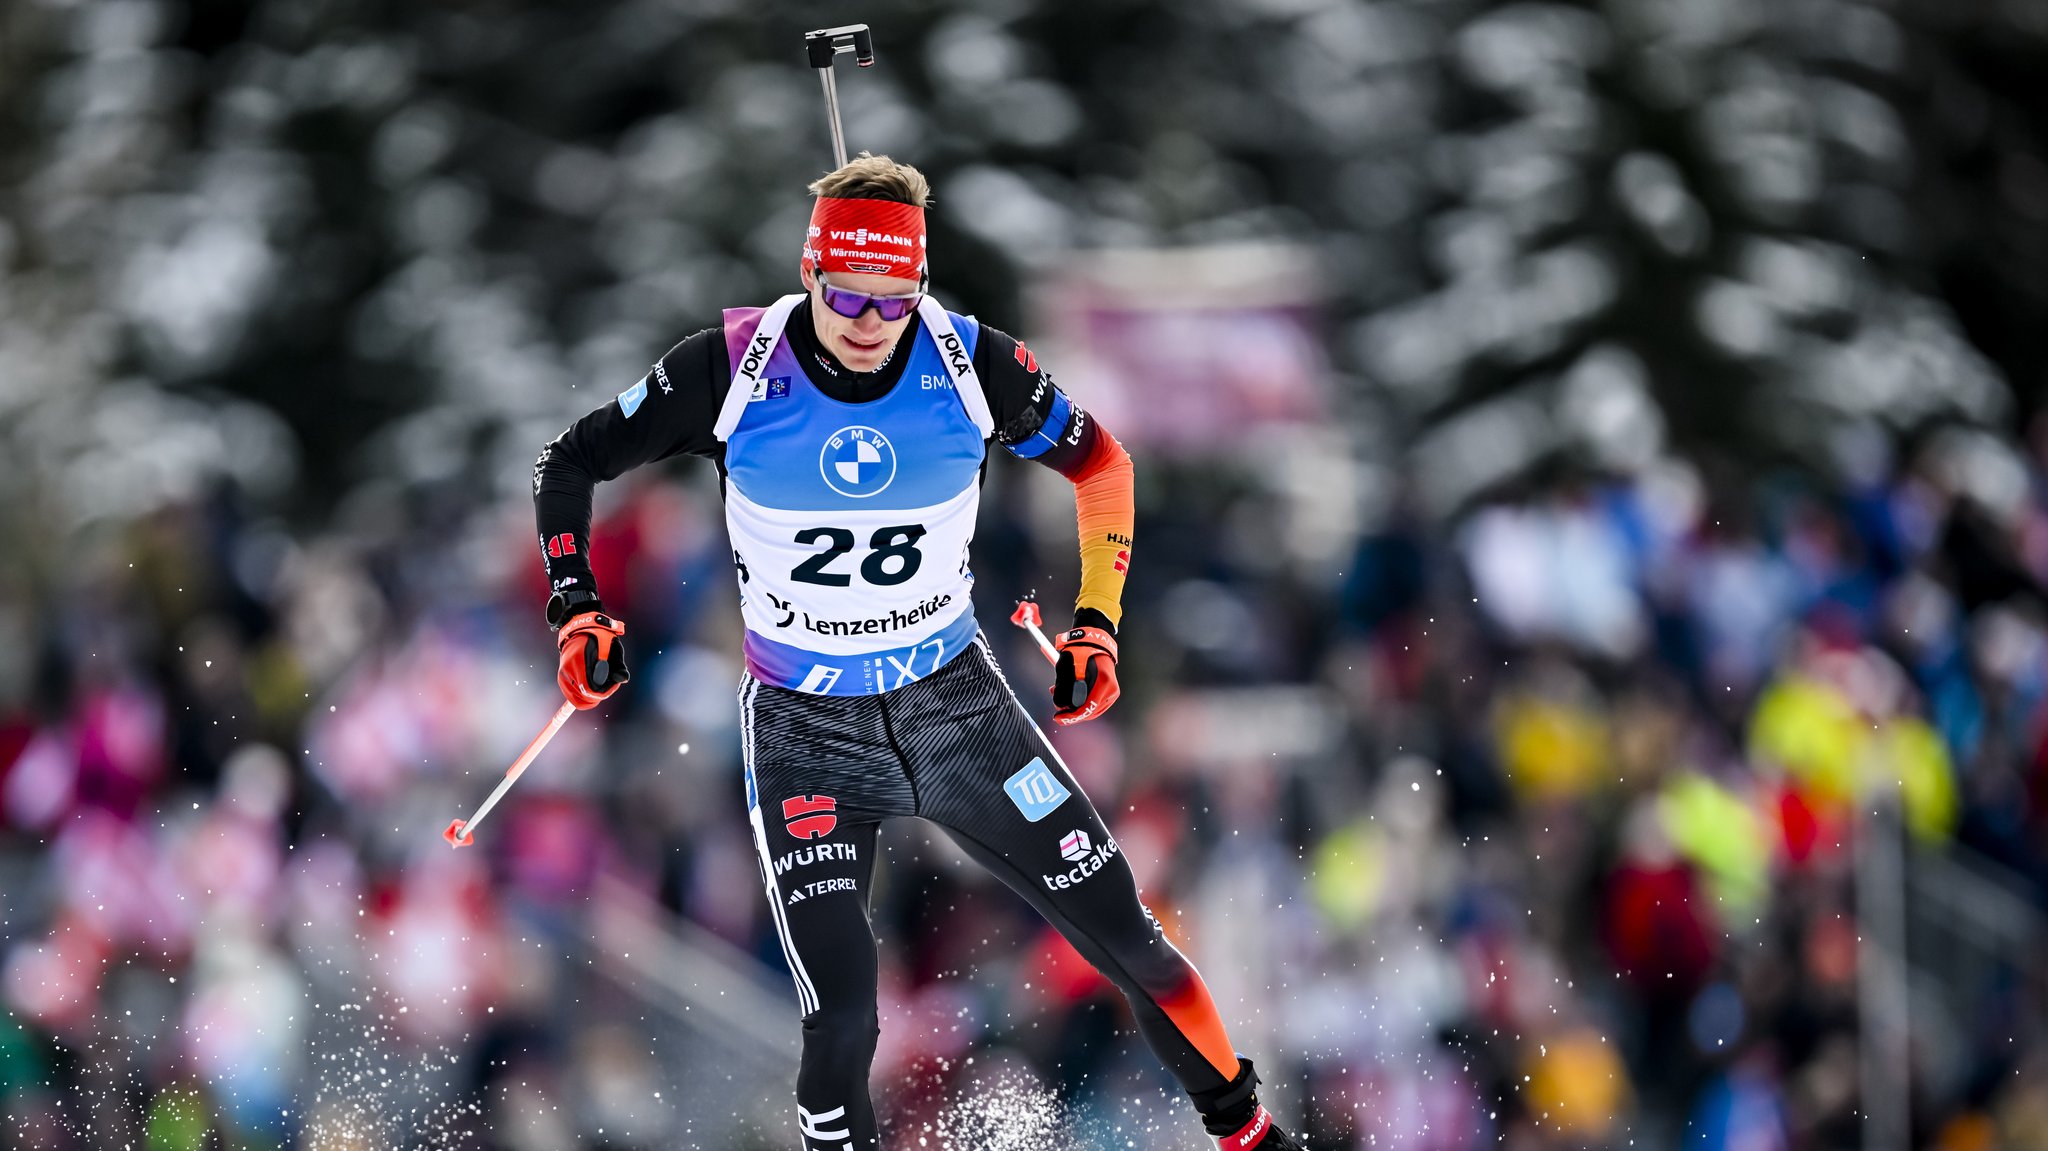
[3,0,2048,1148]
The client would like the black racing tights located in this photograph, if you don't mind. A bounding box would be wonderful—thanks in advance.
[738,634,1242,1150]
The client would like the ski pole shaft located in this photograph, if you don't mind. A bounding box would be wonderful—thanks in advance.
[445,699,575,848]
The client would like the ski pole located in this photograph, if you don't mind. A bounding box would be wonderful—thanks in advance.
[805,24,875,169]
[444,699,576,848]
[1009,596,1060,665]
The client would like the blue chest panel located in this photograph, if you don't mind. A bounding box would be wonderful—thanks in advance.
[724,316,988,512]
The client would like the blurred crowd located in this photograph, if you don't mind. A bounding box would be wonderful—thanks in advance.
[7,411,2048,1150]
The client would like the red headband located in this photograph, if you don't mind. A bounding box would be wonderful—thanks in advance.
[803,197,926,281]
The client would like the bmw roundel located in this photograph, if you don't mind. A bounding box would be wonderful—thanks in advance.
[819,425,897,498]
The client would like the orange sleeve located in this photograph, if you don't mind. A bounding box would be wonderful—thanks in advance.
[1069,427,1134,627]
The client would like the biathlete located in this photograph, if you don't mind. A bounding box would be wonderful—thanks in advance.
[531,153,1303,1151]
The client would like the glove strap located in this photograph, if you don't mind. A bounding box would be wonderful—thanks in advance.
[558,611,624,647]
[547,589,604,629]
[1058,625,1117,661]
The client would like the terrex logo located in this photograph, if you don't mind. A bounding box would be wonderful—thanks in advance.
[1043,831,1119,891]
[800,1105,852,1149]
[782,795,838,840]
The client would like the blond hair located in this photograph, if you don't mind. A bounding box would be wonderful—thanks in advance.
[807,152,932,207]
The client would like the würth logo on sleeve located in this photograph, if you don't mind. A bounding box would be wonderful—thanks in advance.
[545,534,577,558]
[1013,342,1038,373]
[781,795,839,840]
[1114,549,1130,574]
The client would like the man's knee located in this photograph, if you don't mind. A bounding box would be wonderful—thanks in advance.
[1065,904,1189,997]
[800,1003,880,1068]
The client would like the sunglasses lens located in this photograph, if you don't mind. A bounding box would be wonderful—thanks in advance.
[820,280,923,322]
[822,284,870,319]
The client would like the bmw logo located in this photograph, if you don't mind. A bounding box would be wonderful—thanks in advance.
[819,425,897,498]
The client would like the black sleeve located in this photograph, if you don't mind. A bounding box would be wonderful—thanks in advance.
[971,322,1100,476]
[533,327,730,599]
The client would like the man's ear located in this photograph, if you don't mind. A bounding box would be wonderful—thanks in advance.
[799,262,817,293]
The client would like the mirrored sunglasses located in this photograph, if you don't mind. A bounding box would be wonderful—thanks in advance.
[817,273,924,322]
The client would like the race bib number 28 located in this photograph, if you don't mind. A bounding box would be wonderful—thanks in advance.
[790,523,927,587]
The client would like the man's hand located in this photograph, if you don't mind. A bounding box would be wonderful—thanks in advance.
[557,611,631,709]
[1051,617,1118,725]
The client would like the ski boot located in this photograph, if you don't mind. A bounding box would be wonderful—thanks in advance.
[1190,1059,1307,1150]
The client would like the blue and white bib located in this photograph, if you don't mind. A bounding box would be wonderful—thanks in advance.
[714,294,994,695]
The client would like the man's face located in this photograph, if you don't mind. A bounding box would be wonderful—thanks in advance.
[801,266,919,373]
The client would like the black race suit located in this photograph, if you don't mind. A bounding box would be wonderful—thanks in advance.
[532,300,1242,1151]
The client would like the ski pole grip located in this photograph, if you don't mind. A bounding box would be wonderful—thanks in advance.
[806,24,874,69]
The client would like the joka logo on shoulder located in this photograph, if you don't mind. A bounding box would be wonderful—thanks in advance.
[782,795,838,840]
[820,425,896,498]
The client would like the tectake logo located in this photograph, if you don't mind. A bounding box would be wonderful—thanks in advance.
[819,425,897,498]
[1043,831,1119,891]
[782,795,838,840]
[1059,829,1092,862]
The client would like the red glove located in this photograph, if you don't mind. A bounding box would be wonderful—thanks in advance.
[557,611,630,709]
[1051,625,1118,725]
